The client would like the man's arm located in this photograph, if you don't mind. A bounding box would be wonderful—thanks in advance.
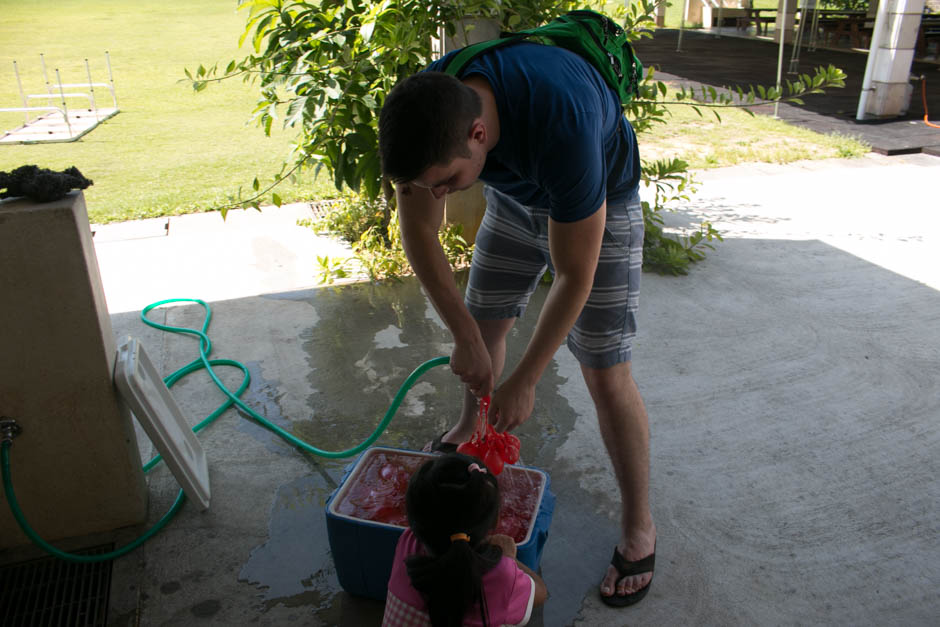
[490,201,606,432]
[396,183,494,397]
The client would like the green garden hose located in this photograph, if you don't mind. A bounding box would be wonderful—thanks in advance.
[1,297,450,563]
[1,444,186,564]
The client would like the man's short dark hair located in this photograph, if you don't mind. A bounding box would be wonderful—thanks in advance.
[379,72,482,184]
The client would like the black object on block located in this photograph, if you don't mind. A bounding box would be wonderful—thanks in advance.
[0,165,94,203]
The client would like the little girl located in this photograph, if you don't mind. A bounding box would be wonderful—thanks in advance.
[383,452,548,626]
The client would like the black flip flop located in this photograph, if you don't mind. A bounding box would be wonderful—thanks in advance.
[600,544,655,608]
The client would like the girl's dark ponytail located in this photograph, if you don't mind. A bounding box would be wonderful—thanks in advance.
[406,539,488,626]
[405,453,502,626]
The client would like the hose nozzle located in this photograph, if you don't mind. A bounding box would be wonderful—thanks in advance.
[0,418,21,445]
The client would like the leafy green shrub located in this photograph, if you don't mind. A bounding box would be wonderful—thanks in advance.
[640,157,722,275]
[308,193,471,283]
[307,192,383,244]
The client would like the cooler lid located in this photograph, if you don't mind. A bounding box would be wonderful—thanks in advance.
[113,336,211,510]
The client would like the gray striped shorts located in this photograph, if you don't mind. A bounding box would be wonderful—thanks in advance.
[465,186,644,369]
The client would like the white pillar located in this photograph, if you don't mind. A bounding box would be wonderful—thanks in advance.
[774,0,800,43]
[857,0,925,119]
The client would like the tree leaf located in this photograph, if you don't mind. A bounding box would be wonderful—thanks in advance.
[360,20,376,43]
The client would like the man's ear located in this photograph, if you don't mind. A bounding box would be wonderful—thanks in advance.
[469,119,486,146]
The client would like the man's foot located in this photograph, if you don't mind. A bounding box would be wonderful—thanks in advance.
[599,526,656,607]
[421,426,475,454]
[422,431,458,453]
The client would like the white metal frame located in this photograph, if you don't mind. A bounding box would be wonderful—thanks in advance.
[1,52,118,144]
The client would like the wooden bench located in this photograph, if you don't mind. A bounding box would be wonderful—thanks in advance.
[736,8,777,36]
[818,16,871,49]
[916,16,940,57]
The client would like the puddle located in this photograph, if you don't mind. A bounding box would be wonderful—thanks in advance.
[292,278,463,450]
[374,324,406,349]
[239,474,340,609]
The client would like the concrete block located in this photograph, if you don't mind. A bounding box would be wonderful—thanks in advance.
[444,18,500,51]
[866,81,914,116]
[444,181,486,245]
[0,191,148,551]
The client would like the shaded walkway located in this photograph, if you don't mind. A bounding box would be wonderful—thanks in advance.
[635,29,940,154]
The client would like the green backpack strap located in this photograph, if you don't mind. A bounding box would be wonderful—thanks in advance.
[439,10,643,106]
[441,32,530,78]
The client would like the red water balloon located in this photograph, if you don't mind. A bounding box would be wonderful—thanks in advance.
[460,396,521,475]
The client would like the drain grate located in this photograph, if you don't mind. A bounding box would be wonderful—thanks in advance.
[309,198,343,221]
[0,544,113,627]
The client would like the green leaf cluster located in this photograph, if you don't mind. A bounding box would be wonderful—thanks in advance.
[309,193,471,283]
[820,0,868,12]
[649,64,846,120]
[639,157,722,275]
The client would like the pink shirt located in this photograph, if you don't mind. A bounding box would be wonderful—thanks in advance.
[382,529,535,627]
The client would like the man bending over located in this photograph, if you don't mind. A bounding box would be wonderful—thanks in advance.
[378,41,656,607]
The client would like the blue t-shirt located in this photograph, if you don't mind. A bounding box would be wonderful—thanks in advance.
[427,42,640,222]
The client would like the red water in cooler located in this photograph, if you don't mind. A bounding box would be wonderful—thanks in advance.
[334,451,541,543]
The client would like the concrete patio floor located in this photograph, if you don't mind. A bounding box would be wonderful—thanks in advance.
[3,152,939,625]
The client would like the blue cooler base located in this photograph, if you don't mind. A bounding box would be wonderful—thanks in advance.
[325,447,555,601]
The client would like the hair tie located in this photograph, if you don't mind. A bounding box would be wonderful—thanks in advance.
[449,532,470,543]
[468,462,487,474]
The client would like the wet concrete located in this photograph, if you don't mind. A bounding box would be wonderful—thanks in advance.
[1,153,938,625]
[109,278,607,626]
[239,474,334,604]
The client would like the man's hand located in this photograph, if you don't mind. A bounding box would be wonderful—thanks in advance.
[489,372,536,432]
[450,337,494,398]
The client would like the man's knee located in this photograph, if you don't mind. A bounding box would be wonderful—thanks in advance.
[581,360,633,400]
[475,317,516,352]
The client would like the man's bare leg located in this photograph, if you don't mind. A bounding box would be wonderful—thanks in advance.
[582,361,657,599]
[439,317,516,446]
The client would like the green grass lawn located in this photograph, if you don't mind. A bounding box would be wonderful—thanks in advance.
[0,0,333,223]
[641,103,867,168]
